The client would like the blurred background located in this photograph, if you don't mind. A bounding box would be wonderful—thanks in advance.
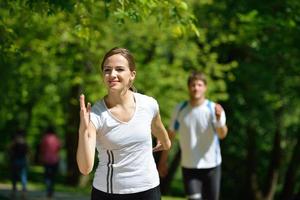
[0,0,299,199]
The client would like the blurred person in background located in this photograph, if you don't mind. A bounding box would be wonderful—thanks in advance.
[158,71,228,200]
[40,126,61,199]
[9,130,29,199]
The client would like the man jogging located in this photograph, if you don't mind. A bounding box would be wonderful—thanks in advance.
[158,71,228,200]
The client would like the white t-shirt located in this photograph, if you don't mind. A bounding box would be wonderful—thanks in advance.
[169,99,226,169]
[90,92,160,194]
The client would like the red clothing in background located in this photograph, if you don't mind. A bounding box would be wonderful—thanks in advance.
[40,133,61,165]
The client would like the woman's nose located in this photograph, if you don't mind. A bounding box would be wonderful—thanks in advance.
[110,69,117,77]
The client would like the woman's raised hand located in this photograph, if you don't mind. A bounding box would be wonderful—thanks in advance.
[79,94,91,132]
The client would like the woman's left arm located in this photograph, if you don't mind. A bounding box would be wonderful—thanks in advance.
[151,112,171,152]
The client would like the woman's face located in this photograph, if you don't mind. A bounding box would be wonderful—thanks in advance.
[102,54,136,92]
[188,79,207,101]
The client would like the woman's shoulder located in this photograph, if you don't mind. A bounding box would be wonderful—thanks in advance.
[134,92,157,104]
[91,99,106,114]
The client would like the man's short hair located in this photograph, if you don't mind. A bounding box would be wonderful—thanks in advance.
[187,71,207,86]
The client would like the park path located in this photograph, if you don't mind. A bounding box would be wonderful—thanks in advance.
[0,183,89,200]
[0,183,185,200]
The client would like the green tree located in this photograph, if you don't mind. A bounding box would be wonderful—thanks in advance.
[194,0,300,199]
[1,0,234,186]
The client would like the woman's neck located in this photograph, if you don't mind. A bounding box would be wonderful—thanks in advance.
[105,90,134,108]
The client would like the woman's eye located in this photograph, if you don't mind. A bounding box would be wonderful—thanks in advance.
[104,69,111,73]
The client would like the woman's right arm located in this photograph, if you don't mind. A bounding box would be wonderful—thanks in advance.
[76,94,96,175]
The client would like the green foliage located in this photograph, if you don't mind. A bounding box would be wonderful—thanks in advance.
[0,0,230,141]
[196,0,300,198]
[2,0,299,198]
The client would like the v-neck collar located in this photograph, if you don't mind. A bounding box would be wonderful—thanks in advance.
[102,93,137,124]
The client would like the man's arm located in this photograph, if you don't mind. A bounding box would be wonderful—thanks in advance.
[157,129,176,177]
[216,125,228,139]
[214,103,228,139]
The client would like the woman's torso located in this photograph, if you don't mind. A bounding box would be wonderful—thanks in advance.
[90,93,160,194]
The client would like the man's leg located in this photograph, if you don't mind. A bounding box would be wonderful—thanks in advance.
[202,165,221,200]
[20,165,27,192]
[44,165,52,197]
[182,168,204,200]
[11,164,18,198]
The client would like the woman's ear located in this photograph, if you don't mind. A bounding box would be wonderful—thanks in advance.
[131,71,136,80]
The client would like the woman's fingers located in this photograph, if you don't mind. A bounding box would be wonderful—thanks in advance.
[87,102,91,113]
[153,142,163,152]
[79,94,91,128]
[80,94,86,112]
[80,94,91,115]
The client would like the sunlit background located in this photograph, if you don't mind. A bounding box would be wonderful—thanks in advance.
[0,0,299,199]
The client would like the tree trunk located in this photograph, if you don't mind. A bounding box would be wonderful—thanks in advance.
[65,84,81,185]
[246,126,262,200]
[263,110,282,200]
[280,132,300,200]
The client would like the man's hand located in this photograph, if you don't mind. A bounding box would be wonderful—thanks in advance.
[215,103,224,121]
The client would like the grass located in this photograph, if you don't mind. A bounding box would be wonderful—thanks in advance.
[162,197,185,200]
[0,159,186,199]
[1,181,185,200]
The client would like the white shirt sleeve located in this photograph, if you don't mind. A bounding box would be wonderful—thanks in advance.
[149,97,159,118]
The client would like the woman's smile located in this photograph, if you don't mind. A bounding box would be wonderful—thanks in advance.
[108,80,120,87]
